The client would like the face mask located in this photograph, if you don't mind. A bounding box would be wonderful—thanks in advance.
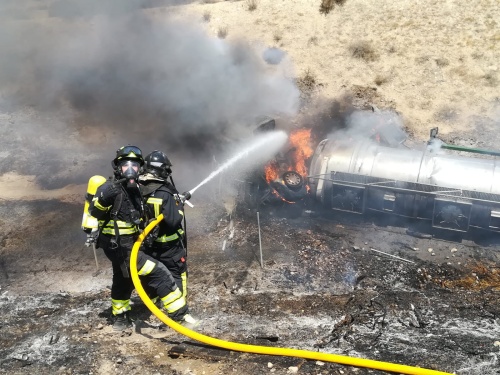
[119,160,140,183]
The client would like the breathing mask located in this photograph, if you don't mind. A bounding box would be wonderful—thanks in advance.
[119,160,140,186]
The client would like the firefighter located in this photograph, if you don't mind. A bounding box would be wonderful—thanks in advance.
[89,145,189,331]
[139,150,199,329]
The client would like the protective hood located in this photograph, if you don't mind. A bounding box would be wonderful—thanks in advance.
[139,172,165,183]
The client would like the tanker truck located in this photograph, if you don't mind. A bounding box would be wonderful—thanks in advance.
[307,128,500,241]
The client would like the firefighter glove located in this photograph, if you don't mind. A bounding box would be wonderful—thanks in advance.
[100,184,120,204]
[144,219,160,247]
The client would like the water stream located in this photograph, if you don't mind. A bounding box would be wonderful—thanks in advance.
[188,130,288,196]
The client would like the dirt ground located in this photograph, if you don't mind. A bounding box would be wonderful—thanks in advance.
[1,1,500,375]
[1,196,500,375]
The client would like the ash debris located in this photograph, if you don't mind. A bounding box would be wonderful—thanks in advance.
[192,203,500,374]
[1,192,500,374]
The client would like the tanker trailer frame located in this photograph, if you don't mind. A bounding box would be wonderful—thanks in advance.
[308,136,500,239]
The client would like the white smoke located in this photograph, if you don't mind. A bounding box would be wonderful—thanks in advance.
[427,138,445,154]
[339,109,407,144]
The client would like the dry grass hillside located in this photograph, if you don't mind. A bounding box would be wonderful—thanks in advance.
[168,0,499,140]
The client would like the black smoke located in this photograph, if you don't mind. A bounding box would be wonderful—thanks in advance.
[0,0,299,189]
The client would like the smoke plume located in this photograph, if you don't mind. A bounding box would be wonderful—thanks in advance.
[0,0,299,189]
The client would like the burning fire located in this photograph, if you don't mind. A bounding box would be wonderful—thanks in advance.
[264,128,313,184]
[264,160,280,182]
[289,128,314,177]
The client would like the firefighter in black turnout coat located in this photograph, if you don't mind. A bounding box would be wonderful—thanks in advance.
[89,146,189,330]
[139,150,199,328]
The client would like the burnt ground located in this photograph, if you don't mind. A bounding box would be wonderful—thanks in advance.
[0,196,500,375]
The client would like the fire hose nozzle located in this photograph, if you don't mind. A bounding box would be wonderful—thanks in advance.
[176,192,194,208]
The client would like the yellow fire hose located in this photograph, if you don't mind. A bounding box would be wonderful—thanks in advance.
[130,214,453,375]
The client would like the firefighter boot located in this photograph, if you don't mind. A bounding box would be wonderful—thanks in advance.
[113,312,133,331]
[151,296,163,309]
[178,313,201,330]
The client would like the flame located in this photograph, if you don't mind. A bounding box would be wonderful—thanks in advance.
[264,128,313,184]
[265,160,280,183]
[289,128,313,177]
[272,189,296,204]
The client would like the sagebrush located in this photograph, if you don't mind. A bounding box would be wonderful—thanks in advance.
[246,0,258,11]
[349,41,378,62]
[217,26,228,39]
[320,0,347,15]
[297,68,317,94]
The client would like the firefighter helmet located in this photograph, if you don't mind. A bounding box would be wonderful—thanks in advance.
[144,150,172,179]
[112,145,144,179]
[113,145,144,166]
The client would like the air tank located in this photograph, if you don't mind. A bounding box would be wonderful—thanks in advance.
[308,139,500,234]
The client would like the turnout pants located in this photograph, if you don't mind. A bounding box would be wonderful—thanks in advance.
[98,234,186,319]
[145,241,187,293]
[144,241,189,316]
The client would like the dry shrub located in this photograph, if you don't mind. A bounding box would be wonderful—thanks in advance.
[202,10,211,22]
[273,30,283,44]
[246,0,258,11]
[435,58,449,67]
[483,72,498,87]
[319,0,347,15]
[349,41,378,62]
[485,18,497,30]
[297,69,317,95]
[415,55,431,65]
[308,36,319,46]
[374,74,390,86]
[217,26,228,39]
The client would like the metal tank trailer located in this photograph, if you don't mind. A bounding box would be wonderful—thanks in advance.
[307,128,500,241]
